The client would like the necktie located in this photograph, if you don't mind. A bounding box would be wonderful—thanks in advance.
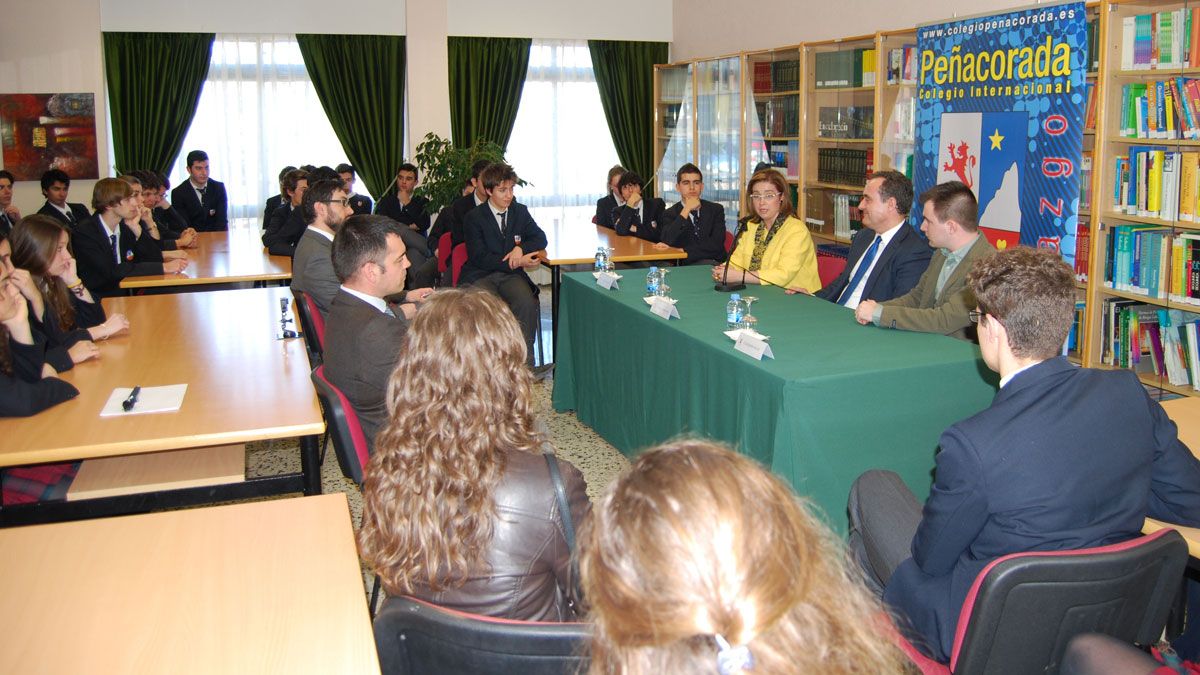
[65,209,76,225]
[110,234,119,264]
[0,213,9,231]
[632,207,642,226]
[499,211,507,235]
[689,210,700,238]
[838,235,882,306]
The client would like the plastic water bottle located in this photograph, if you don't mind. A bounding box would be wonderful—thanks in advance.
[726,293,744,329]
[594,246,608,273]
[645,266,661,297]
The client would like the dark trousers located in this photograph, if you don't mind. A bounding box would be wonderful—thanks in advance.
[469,272,539,365]
[846,469,923,597]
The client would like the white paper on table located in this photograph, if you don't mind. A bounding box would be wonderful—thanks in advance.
[100,384,188,417]
[733,332,774,360]
[642,296,677,306]
[648,296,680,319]
[593,271,621,289]
[723,328,769,342]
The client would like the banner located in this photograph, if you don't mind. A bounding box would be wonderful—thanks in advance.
[913,2,1087,265]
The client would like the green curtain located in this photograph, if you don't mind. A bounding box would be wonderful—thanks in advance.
[588,40,669,195]
[448,37,531,150]
[103,32,214,175]
[296,34,406,200]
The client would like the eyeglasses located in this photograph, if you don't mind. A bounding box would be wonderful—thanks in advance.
[749,192,780,201]
[968,309,984,324]
[323,198,350,207]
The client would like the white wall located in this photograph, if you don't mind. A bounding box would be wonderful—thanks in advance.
[99,0,406,34]
[671,0,1042,62]
[0,0,106,217]
[447,0,671,41]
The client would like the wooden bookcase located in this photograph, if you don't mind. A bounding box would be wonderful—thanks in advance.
[1085,0,1200,397]
[744,45,802,207]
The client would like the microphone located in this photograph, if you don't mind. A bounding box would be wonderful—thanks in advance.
[714,215,750,292]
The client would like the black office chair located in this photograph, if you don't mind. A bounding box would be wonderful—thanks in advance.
[291,288,324,368]
[373,596,590,675]
[894,528,1189,674]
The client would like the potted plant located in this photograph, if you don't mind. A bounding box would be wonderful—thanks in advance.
[412,133,512,214]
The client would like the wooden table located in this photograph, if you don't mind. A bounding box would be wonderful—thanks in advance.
[0,287,324,524]
[120,229,291,289]
[541,223,687,352]
[0,494,379,674]
[1144,397,1200,557]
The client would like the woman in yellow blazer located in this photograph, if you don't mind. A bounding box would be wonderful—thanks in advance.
[712,169,820,290]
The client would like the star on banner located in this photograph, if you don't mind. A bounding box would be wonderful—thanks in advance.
[988,129,1004,150]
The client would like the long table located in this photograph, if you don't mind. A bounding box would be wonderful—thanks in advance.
[542,223,686,351]
[120,229,291,289]
[0,494,379,673]
[0,287,324,524]
[552,265,998,530]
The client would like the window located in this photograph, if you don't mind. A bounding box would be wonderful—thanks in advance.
[168,34,347,224]
[506,40,621,230]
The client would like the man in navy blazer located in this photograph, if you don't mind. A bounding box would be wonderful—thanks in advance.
[847,247,1200,662]
[36,169,91,228]
[803,171,931,306]
[613,171,666,243]
[460,163,547,369]
[170,150,228,231]
[657,163,728,265]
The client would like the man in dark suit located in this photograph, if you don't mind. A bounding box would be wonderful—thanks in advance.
[262,169,309,257]
[847,246,1200,663]
[657,163,727,265]
[855,181,996,340]
[36,169,90,228]
[335,163,374,216]
[262,165,296,228]
[427,159,492,250]
[72,178,188,297]
[0,170,19,237]
[798,171,932,306]
[613,171,666,243]
[461,163,547,370]
[322,214,416,452]
[170,150,228,231]
[374,162,430,237]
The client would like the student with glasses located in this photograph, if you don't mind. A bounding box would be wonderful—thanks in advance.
[711,169,820,291]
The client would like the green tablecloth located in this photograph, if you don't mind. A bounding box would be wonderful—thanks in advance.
[552,265,999,532]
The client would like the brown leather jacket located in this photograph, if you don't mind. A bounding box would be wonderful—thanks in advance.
[410,449,591,621]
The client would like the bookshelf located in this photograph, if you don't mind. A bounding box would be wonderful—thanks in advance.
[800,34,879,245]
[1086,0,1200,398]
[875,29,919,180]
[1073,3,1104,364]
[745,45,803,210]
[653,63,695,203]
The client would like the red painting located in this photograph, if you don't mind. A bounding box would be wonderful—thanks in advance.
[0,93,99,181]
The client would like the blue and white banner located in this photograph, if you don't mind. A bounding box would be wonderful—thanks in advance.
[913,1,1088,265]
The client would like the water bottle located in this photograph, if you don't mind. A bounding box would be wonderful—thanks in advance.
[654,268,670,297]
[594,246,608,273]
[726,293,744,329]
[645,266,660,297]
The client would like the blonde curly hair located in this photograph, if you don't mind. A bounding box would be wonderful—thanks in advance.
[580,439,912,674]
[358,288,546,595]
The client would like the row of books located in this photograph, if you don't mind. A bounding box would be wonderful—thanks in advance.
[817,106,873,139]
[1080,151,1094,212]
[765,140,799,177]
[1067,301,1086,353]
[830,192,864,240]
[815,148,871,186]
[1112,148,1200,222]
[885,46,917,85]
[752,60,800,94]
[1120,9,1200,71]
[1102,226,1200,303]
[814,48,876,89]
[1116,79,1200,140]
[755,98,799,137]
[662,103,682,132]
[1100,298,1200,391]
